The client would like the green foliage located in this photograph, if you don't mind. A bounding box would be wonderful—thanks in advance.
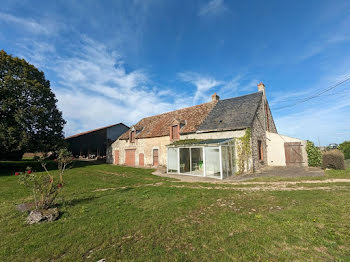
[322,149,345,170]
[56,148,73,184]
[339,141,350,160]
[306,140,322,167]
[0,50,66,160]
[237,128,252,174]
[169,139,203,146]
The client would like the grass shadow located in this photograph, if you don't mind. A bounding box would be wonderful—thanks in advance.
[0,159,106,177]
[58,195,101,208]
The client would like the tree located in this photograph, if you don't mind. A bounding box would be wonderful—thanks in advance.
[0,50,66,160]
[339,141,350,160]
[306,140,322,167]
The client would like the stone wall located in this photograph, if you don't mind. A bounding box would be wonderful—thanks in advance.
[266,102,277,133]
[107,130,246,168]
[107,136,171,167]
[251,100,268,171]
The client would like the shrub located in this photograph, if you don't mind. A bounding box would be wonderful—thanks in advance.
[322,150,345,170]
[18,167,60,210]
[339,141,350,160]
[56,148,73,185]
[306,141,322,167]
[18,148,73,210]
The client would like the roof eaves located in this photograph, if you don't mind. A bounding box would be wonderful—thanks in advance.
[249,93,264,127]
[196,127,248,133]
[65,122,129,139]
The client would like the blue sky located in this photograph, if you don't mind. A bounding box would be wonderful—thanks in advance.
[1,0,350,145]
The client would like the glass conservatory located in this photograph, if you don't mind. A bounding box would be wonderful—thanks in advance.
[167,138,236,179]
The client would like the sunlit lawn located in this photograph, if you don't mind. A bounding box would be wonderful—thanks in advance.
[0,160,350,261]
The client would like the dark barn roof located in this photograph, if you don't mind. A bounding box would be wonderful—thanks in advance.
[198,92,263,132]
[65,123,128,139]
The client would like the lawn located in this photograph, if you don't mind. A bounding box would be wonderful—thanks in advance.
[1,161,350,261]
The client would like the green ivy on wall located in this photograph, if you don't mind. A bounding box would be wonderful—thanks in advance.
[237,128,252,174]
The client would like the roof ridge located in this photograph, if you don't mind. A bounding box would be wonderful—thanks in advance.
[196,100,219,132]
[249,94,264,126]
[218,91,262,102]
[135,92,261,125]
[65,123,127,139]
[139,100,216,122]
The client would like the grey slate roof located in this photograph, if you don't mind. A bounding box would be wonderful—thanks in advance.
[198,91,263,132]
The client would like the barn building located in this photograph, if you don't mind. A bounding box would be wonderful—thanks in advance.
[107,83,308,179]
[66,123,129,158]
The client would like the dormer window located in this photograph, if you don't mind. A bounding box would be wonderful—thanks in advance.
[170,125,180,140]
[130,130,135,143]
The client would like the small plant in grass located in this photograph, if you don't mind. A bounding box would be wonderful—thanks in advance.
[306,140,322,167]
[56,148,74,185]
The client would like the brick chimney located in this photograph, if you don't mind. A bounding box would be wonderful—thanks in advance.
[257,82,266,97]
[211,93,220,102]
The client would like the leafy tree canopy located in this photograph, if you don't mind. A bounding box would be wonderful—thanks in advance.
[339,141,350,160]
[0,50,66,160]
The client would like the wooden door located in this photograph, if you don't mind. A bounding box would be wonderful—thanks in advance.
[139,153,144,166]
[284,142,303,166]
[125,149,136,166]
[114,150,119,165]
[153,149,159,167]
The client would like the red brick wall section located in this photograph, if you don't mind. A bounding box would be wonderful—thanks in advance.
[114,150,119,165]
[125,149,136,166]
[139,153,144,166]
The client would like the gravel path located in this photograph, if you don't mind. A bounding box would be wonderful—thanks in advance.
[152,166,325,183]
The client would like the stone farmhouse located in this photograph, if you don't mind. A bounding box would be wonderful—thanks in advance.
[107,83,308,179]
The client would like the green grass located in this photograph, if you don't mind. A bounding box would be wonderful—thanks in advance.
[1,161,350,261]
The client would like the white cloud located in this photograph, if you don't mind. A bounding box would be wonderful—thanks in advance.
[271,64,350,145]
[43,36,193,136]
[275,91,350,145]
[0,12,54,35]
[198,0,229,17]
[178,72,223,104]
[15,40,56,69]
[220,75,258,96]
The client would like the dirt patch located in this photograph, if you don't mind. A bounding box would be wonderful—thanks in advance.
[152,166,325,183]
[92,180,350,193]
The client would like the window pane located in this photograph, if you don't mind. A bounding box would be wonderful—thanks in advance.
[221,146,229,179]
[168,148,178,173]
[258,140,263,160]
[205,147,220,177]
[180,148,190,173]
[228,146,234,176]
[191,148,203,175]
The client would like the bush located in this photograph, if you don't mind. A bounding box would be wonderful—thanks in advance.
[306,141,322,167]
[18,167,60,210]
[322,150,345,170]
[17,148,73,210]
[339,141,350,160]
